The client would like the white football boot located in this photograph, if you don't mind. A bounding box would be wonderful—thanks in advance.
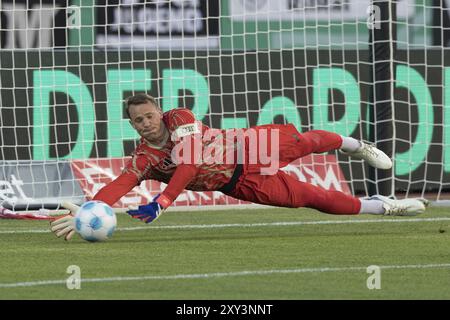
[370,195,429,216]
[341,142,392,170]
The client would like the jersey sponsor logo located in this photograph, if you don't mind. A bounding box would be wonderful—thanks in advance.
[160,156,177,170]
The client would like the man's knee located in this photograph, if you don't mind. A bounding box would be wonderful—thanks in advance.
[300,130,341,153]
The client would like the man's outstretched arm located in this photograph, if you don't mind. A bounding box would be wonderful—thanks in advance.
[127,163,199,223]
[93,173,140,206]
[156,164,199,208]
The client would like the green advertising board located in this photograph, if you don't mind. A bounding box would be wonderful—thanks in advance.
[0,50,449,193]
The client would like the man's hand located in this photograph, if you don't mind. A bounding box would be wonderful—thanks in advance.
[127,195,165,224]
[49,202,80,241]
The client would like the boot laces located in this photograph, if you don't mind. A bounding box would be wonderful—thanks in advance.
[360,144,378,158]
[385,203,408,215]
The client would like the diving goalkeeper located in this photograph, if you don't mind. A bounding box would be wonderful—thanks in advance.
[51,93,427,240]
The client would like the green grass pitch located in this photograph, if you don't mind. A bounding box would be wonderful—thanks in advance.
[1,206,450,299]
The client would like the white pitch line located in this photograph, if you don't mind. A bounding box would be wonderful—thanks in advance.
[1,217,450,235]
[1,263,450,289]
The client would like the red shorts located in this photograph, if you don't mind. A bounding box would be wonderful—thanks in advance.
[226,124,361,214]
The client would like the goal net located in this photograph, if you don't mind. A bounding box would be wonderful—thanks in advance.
[0,0,448,212]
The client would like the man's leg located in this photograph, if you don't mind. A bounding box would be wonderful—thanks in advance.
[229,171,427,216]
[272,124,392,169]
[230,170,361,215]
[274,125,343,163]
[360,195,428,216]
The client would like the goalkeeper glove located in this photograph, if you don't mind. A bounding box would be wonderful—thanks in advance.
[49,202,79,241]
[127,194,166,224]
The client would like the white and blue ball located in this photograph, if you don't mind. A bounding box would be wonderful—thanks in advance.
[75,200,117,242]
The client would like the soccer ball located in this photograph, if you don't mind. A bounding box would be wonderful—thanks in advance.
[75,200,117,242]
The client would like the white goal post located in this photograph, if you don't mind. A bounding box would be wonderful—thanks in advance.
[0,0,449,212]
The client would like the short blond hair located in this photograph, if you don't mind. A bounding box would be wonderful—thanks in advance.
[125,93,160,119]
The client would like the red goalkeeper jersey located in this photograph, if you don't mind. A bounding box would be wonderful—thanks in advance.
[93,108,238,208]
[93,110,362,215]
